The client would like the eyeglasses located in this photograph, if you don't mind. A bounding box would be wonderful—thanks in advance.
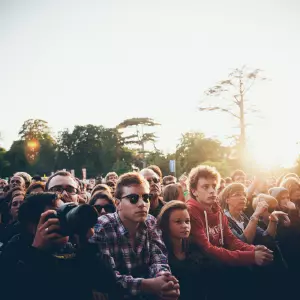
[50,186,78,195]
[11,180,22,185]
[94,204,116,214]
[121,193,152,204]
[146,177,159,185]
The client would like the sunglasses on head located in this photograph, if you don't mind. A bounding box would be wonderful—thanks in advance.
[94,204,116,214]
[121,193,152,204]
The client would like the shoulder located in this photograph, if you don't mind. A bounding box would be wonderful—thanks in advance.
[94,213,119,236]
[145,214,157,226]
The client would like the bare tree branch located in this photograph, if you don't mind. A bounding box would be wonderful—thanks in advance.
[199,106,240,119]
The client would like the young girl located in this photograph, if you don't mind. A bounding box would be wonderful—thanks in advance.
[157,201,217,300]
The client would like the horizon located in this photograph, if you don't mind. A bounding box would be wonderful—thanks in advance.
[1,0,300,169]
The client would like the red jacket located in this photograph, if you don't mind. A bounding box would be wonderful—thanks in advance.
[187,198,255,266]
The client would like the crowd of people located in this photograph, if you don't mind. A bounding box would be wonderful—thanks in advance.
[0,166,300,300]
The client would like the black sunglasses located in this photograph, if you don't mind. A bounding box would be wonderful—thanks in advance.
[121,193,152,204]
[94,204,116,214]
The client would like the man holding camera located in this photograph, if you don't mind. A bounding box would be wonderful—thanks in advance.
[0,192,119,300]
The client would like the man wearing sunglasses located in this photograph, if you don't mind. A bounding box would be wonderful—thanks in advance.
[140,168,164,218]
[90,172,180,300]
[46,171,79,204]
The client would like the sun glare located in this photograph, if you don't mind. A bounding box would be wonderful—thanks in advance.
[247,138,298,170]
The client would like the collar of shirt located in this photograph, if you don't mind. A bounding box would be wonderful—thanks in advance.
[115,212,148,237]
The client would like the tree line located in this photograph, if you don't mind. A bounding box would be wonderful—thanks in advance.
[0,118,237,179]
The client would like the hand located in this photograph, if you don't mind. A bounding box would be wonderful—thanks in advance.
[32,210,69,250]
[150,275,179,297]
[269,211,288,222]
[255,245,273,253]
[254,247,273,266]
[253,200,268,217]
[160,279,180,300]
[282,215,291,227]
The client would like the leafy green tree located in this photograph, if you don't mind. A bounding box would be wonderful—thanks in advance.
[117,118,160,167]
[0,147,10,177]
[56,125,134,177]
[175,132,230,175]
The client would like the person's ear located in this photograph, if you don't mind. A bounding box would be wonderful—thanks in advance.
[115,199,121,211]
[191,189,197,198]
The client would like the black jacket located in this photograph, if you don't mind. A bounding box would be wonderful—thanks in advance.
[0,232,122,300]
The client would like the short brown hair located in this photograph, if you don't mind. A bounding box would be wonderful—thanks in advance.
[225,177,233,184]
[89,191,115,207]
[188,165,220,199]
[115,172,149,200]
[218,183,245,210]
[231,170,246,181]
[91,184,112,196]
[45,171,72,191]
[26,181,45,195]
[162,175,176,186]
[163,184,180,203]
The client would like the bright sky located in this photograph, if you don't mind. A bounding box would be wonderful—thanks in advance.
[0,0,300,169]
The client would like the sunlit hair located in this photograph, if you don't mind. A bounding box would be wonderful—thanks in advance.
[14,172,32,189]
[115,172,149,200]
[163,184,181,203]
[26,181,45,195]
[188,165,221,199]
[147,165,163,180]
[45,170,74,191]
[157,200,189,254]
[91,184,112,196]
[105,172,118,182]
[283,173,299,181]
[231,169,246,180]
[252,193,278,210]
[218,183,246,210]
[280,177,300,195]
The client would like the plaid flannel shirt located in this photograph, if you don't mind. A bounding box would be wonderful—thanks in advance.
[90,212,170,296]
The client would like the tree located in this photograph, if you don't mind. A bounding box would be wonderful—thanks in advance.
[0,147,9,177]
[19,119,54,141]
[18,119,55,164]
[175,132,230,175]
[145,150,173,176]
[116,118,160,168]
[199,66,266,164]
[56,125,134,177]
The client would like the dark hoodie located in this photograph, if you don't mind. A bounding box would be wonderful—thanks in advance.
[0,232,122,300]
[187,198,255,266]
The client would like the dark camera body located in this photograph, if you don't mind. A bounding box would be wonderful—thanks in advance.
[46,203,99,236]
